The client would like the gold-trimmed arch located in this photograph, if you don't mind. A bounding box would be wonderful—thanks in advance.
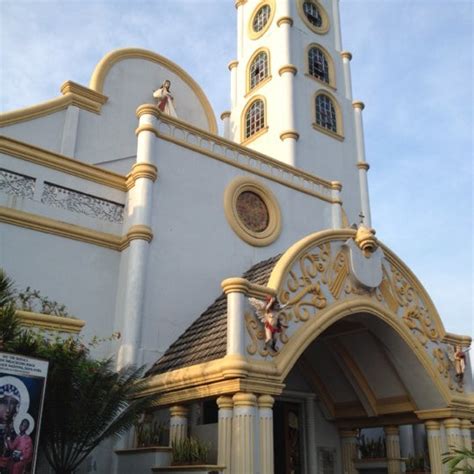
[305,42,337,89]
[89,48,217,134]
[312,89,344,140]
[246,47,272,95]
[1,48,217,134]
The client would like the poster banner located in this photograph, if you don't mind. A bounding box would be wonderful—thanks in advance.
[0,352,49,474]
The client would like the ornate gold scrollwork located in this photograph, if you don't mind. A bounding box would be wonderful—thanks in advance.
[432,347,463,392]
[402,306,439,346]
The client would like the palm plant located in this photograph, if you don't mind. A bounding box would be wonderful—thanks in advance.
[442,447,474,473]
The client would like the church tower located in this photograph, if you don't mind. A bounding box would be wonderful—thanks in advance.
[225,0,372,227]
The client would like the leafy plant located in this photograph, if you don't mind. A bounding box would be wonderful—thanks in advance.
[15,286,70,317]
[135,414,165,447]
[172,437,210,465]
[442,447,474,473]
[0,269,159,474]
[358,434,386,459]
[406,453,426,471]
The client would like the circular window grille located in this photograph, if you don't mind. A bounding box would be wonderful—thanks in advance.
[253,5,271,32]
[297,0,329,34]
[224,177,281,247]
[248,1,275,40]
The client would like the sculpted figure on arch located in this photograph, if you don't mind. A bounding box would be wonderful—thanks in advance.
[153,79,177,117]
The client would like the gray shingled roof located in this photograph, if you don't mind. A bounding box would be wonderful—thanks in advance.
[146,254,281,377]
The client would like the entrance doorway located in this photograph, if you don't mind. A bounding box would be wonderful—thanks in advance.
[273,401,303,474]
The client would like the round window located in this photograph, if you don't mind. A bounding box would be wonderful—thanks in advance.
[248,1,275,40]
[303,1,322,27]
[224,177,281,247]
[253,5,271,32]
[297,0,329,34]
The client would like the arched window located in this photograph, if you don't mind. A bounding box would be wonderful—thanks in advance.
[315,94,337,133]
[245,99,265,139]
[249,51,269,90]
[303,1,322,28]
[308,47,329,83]
[253,5,271,32]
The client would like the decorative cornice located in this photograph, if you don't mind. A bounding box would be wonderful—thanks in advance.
[220,111,231,120]
[0,82,108,126]
[331,181,342,191]
[357,162,370,171]
[0,206,123,250]
[442,332,472,346]
[16,310,85,333]
[0,136,127,191]
[416,408,474,421]
[278,65,298,76]
[136,104,161,119]
[126,163,158,189]
[340,51,353,61]
[279,130,300,141]
[352,100,365,110]
[228,60,239,71]
[277,16,294,27]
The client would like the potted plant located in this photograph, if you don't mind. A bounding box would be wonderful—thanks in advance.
[405,454,426,473]
[171,436,211,466]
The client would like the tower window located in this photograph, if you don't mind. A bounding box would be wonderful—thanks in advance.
[308,47,329,83]
[315,94,337,133]
[303,1,322,28]
[253,5,271,32]
[250,51,269,90]
[245,99,265,139]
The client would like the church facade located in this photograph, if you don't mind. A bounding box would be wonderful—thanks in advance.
[0,1,472,473]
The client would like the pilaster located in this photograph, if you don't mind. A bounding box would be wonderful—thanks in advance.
[258,395,275,474]
[384,425,402,474]
[217,396,233,473]
[231,392,257,474]
[425,420,443,474]
[340,429,358,474]
[340,51,353,100]
[169,405,189,445]
[331,181,343,229]
[444,418,463,453]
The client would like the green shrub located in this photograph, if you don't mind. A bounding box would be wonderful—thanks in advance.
[172,436,210,465]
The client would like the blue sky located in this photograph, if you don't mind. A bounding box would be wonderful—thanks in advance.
[1,0,472,339]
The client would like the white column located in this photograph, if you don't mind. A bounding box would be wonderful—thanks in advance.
[341,52,353,100]
[340,429,358,474]
[229,61,239,111]
[221,278,247,357]
[384,425,402,474]
[236,1,244,59]
[332,0,343,52]
[444,418,463,453]
[231,393,257,474]
[258,395,274,474]
[217,396,233,473]
[117,106,158,369]
[425,421,444,474]
[305,396,317,473]
[399,424,415,458]
[352,101,372,227]
[221,111,231,140]
[169,405,189,445]
[60,105,80,157]
[331,181,343,229]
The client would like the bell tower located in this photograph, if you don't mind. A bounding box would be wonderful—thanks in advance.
[224,0,372,227]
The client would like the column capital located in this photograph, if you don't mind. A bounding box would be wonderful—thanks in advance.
[341,51,353,61]
[221,277,249,295]
[444,418,462,430]
[278,64,298,76]
[425,420,441,431]
[352,100,365,111]
[277,16,294,27]
[170,405,189,418]
[136,103,161,119]
[126,162,158,189]
[384,425,400,436]
[340,429,358,438]
[461,419,472,430]
[233,392,257,407]
[228,60,239,71]
[356,162,370,171]
[279,130,300,141]
[257,394,275,409]
[217,396,233,410]
[220,111,231,120]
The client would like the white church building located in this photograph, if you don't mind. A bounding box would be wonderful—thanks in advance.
[0,0,472,473]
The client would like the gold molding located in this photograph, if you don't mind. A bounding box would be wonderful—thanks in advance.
[135,123,159,137]
[223,176,282,247]
[216,396,233,409]
[443,418,461,429]
[352,100,365,110]
[240,95,268,144]
[278,65,297,76]
[313,89,345,140]
[305,43,337,89]
[248,0,276,41]
[228,60,239,71]
[417,408,474,422]
[0,136,127,191]
[235,0,247,8]
[169,405,190,417]
[257,394,275,408]
[221,277,275,299]
[220,111,231,120]
[136,104,161,119]
[0,82,108,127]
[123,225,153,248]
[442,332,472,346]
[331,181,342,191]
[341,51,353,61]
[16,310,85,333]
[424,420,441,431]
[296,0,330,35]
[246,47,272,95]
[126,163,158,189]
[0,206,123,250]
[233,392,257,406]
[89,48,217,134]
[357,162,370,171]
[277,16,294,27]
[279,130,300,141]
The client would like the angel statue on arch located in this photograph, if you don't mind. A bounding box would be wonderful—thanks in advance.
[153,79,177,117]
[447,344,470,382]
[249,295,288,352]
